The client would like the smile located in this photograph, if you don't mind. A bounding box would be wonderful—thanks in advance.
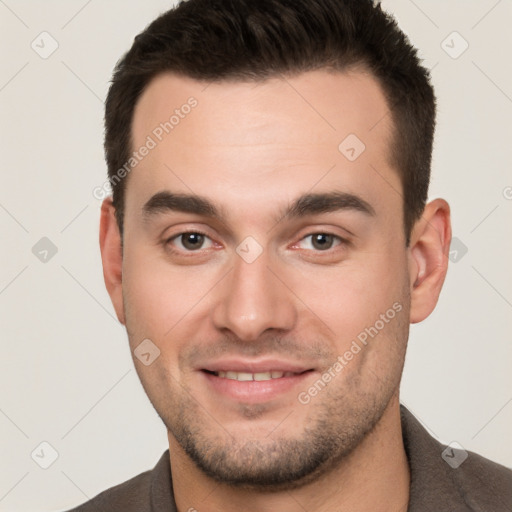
[201,366,314,403]
[212,370,299,381]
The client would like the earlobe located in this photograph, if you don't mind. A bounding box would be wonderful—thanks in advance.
[99,198,126,325]
[408,199,451,324]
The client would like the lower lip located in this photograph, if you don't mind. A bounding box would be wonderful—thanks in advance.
[201,371,313,403]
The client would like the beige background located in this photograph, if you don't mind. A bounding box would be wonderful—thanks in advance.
[1,1,511,510]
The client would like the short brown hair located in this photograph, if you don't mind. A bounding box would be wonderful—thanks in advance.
[104,0,436,243]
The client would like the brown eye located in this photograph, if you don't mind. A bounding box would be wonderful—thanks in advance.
[182,233,204,250]
[291,231,348,263]
[171,232,212,251]
[298,233,341,251]
[310,233,336,250]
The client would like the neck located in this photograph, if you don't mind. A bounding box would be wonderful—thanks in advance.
[169,396,409,512]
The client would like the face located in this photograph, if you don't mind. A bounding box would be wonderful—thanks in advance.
[118,69,413,488]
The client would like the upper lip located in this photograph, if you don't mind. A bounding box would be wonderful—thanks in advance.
[200,358,313,374]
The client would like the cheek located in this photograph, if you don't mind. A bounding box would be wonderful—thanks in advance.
[122,244,221,347]
[122,247,178,339]
[286,246,409,348]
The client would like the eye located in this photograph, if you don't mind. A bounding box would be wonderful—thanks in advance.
[298,233,343,251]
[168,232,214,252]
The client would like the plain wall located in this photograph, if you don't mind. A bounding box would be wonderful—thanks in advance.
[1,1,511,510]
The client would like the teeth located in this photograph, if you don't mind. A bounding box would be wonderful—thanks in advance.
[254,372,274,381]
[215,371,294,381]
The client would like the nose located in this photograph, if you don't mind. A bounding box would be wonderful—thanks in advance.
[211,249,298,341]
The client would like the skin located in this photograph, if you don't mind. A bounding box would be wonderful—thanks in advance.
[100,69,451,512]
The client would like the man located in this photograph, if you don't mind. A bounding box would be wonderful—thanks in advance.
[68,0,512,510]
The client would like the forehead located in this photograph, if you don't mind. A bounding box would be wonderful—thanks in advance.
[127,69,399,222]
[133,68,391,145]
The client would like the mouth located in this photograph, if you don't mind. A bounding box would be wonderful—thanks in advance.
[204,369,308,381]
[199,362,315,403]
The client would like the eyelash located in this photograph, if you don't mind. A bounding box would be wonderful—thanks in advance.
[164,230,349,256]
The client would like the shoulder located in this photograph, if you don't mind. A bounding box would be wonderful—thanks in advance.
[63,451,172,512]
[451,447,512,511]
[64,469,153,512]
[400,405,512,511]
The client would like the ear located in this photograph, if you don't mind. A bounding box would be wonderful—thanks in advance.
[99,198,125,324]
[408,198,451,324]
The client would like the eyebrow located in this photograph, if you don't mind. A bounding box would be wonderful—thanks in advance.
[142,190,375,224]
[284,191,375,218]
